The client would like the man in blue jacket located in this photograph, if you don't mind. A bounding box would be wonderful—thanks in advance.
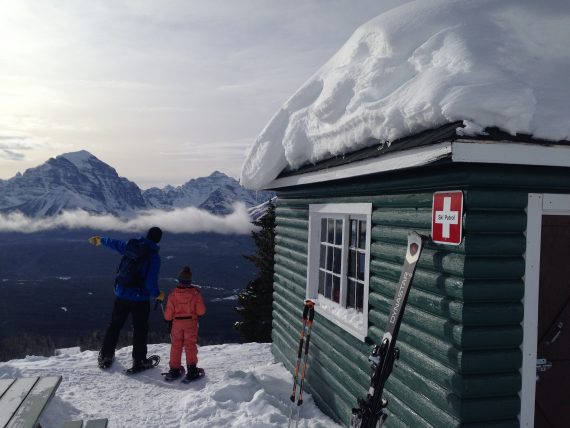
[88,226,164,371]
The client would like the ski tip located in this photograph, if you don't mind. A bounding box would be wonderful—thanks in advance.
[405,232,424,263]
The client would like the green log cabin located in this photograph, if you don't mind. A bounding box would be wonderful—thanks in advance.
[264,123,570,427]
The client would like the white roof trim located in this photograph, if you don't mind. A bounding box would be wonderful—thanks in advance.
[265,141,452,189]
[451,140,570,167]
[264,139,570,189]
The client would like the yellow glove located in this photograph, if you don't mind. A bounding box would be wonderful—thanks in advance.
[156,291,165,302]
[88,236,101,246]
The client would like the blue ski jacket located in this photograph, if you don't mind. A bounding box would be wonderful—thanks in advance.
[101,236,161,302]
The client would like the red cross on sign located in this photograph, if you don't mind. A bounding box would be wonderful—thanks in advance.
[432,191,463,245]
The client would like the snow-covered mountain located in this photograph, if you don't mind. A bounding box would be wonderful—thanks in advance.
[0,151,273,217]
[0,150,146,217]
[0,343,340,427]
[143,170,273,216]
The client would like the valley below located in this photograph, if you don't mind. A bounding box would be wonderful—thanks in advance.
[0,230,257,357]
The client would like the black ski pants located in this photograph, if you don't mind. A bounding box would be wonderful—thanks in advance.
[100,298,150,361]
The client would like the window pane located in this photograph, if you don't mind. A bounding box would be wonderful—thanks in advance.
[335,219,343,245]
[326,246,333,270]
[350,220,357,247]
[333,276,340,303]
[320,218,327,242]
[318,270,325,295]
[319,244,326,269]
[358,220,367,249]
[325,273,333,299]
[357,252,365,281]
[327,219,334,243]
[347,280,356,309]
[356,282,364,312]
[348,250,356,278]
[333,247,342,274]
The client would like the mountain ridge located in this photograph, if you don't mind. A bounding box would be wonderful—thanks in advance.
[0,151,273,217]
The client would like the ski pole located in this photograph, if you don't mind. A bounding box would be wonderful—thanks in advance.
[288,301,312,426]
[288,300,315,428]
[294,301,315,428]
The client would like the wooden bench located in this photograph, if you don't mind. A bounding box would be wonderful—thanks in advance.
[0,375,62,428]
[61,419,108,428]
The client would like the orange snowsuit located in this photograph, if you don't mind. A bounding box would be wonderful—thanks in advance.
[164,285,206,368]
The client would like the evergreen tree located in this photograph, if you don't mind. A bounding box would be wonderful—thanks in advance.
[235,199,276,342]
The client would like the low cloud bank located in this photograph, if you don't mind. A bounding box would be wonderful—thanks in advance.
[0,203,254,234]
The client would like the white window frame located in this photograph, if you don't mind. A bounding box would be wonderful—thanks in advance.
[307,203,372,341]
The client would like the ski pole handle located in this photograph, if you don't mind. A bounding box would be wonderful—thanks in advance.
[304,300,315,320]
[308,305,315,323]
[302,303,310,321]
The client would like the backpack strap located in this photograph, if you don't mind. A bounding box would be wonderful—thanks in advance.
[115,238,153,288]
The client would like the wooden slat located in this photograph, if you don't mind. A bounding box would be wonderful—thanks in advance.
[7,376,62,428]
[371,259,524,302]
[85,419,109,428]
[276,217,308,229]
[371,225,526,256]
[0,377,38,428]
[275,225,308,242]
[275,235,307,253]
[0,379,16,398]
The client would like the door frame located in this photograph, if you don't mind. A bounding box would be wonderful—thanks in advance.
[521,193,570,427]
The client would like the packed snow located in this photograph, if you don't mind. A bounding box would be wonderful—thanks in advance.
[316,298,364,336]
[241,0,570,189]
[0,343,340,428]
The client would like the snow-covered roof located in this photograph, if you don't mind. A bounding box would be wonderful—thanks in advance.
[241,0,570,189]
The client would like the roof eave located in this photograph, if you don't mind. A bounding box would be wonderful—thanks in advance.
[263,139,570,190]
[264,141,452,190]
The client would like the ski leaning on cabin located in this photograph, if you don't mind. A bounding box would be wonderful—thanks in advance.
[288,300,316,428]
[351,231,425,428]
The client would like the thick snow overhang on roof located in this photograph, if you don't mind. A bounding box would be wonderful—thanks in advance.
[264,124,570,190]
[241,0,570,190]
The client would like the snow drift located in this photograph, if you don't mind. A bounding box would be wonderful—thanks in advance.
[0,343,339,427]
[241,0,570,189]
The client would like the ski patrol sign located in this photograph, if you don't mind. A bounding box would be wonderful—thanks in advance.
[432,191,463,245]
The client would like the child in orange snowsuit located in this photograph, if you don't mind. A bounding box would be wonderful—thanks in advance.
[164,266,206,381]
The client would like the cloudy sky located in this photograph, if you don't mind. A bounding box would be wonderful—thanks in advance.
[0,0,409,189]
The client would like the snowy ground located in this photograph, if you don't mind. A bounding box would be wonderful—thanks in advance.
[0,343,340,428]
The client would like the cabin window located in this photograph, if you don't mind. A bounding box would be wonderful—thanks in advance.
[307,203,371,341]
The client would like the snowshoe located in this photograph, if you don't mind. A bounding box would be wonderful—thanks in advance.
[125,355,160,374]
[181,367,205,383]
[162,366,185,381]
[97,353,114,369]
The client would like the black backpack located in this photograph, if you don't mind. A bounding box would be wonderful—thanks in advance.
[115,238,153,288]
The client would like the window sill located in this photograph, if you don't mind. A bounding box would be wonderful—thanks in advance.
[314,296,367,342]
